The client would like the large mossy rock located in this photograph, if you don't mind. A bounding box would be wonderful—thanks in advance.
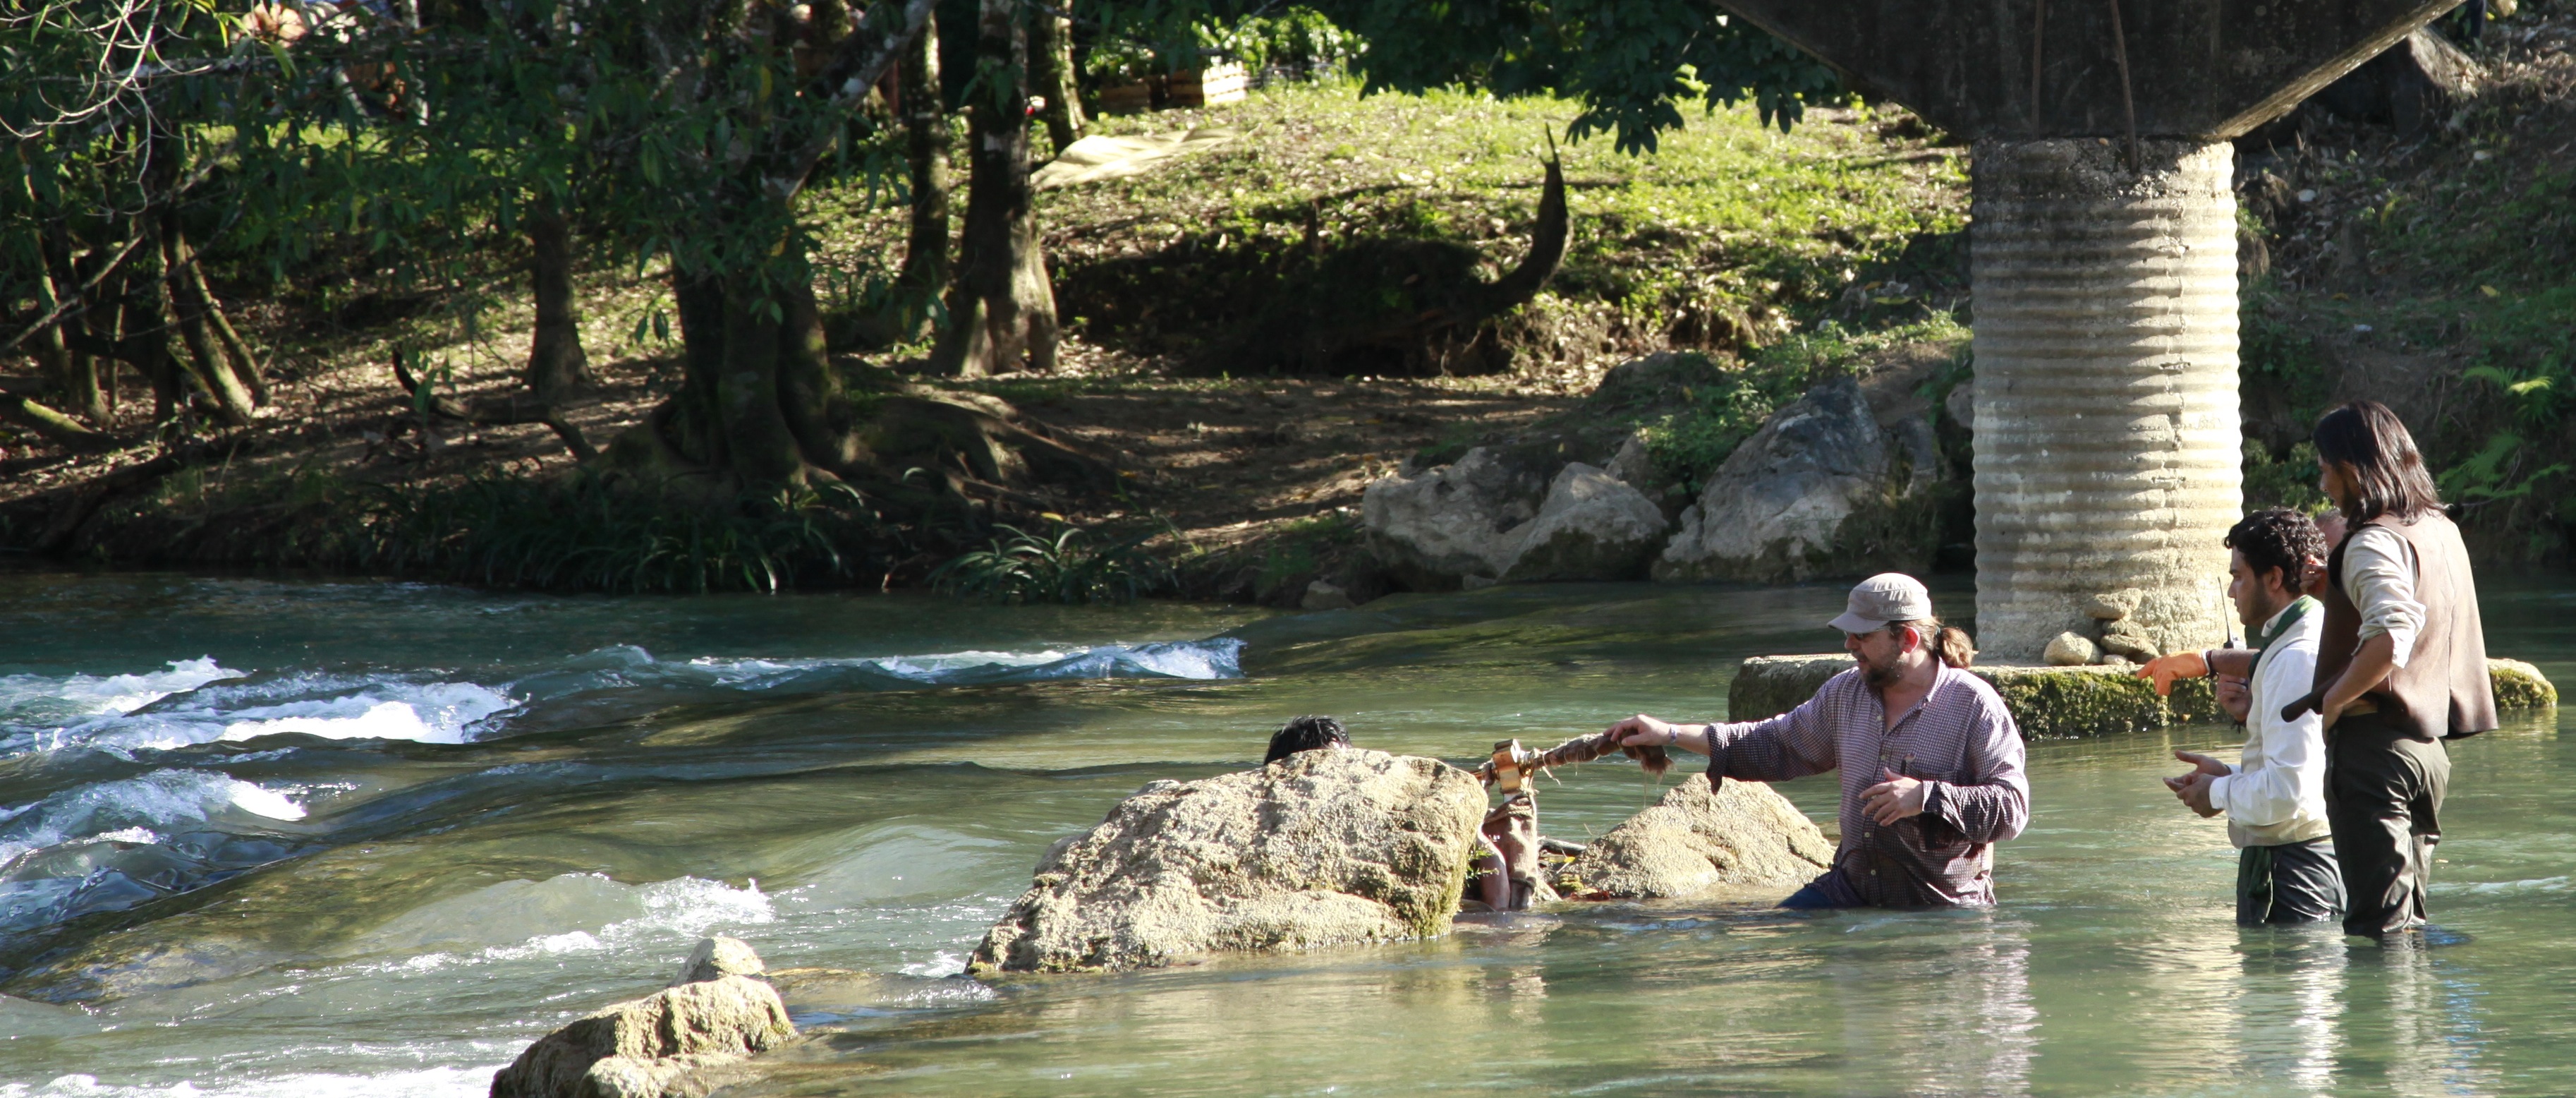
[490,936,794,1098]
[2489,658,2558,711]
[1567,775,1833,899]
[1729,653,2557,738]
[970,749,1487,975]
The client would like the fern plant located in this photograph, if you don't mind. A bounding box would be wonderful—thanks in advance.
[930,522,1174,605]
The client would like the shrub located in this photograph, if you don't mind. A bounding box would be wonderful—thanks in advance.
[322,471,890,594]
[930,522,1174,605]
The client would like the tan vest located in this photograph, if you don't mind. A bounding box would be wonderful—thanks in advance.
[2314,510,2497,741]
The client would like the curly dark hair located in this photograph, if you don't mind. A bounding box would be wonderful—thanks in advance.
[2225,507,2327,592]
[1264,716,1350,764]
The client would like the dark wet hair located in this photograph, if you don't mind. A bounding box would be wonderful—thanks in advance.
[2226,507,2326,593]
[1887,617,1975,669]
[2313,401,2443,523]
[1265,716,1349,764]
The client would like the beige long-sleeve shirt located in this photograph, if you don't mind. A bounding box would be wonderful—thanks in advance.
[2343,525,2424,668]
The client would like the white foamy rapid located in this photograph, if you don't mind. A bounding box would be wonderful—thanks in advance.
[2,665,516,756]
[0,770,311,934]
[685,636,1248,687]
[217,682,516,744]
[5,639,1244,760]
[0,768,308,866]
[0,658,238,744]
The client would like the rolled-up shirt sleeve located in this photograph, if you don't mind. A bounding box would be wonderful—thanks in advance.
[2343,526,2423,668]
[1922,696,2029,844]
[1706,692,1840,783]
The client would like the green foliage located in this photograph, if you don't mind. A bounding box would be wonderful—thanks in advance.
[1317,0,1842,152]
[2242,440,2327,514]
[1079,0,1840,153]
[1091,6,1365,80]
[1635,367,1789,493]
[331,472,890,594]
[1631,316,1967,492]
[930,523,1175,604]
[1215,7,1367,76]
[2437,431,2570,503]
[1255,511,1356,591]
[2240,287,2327,399]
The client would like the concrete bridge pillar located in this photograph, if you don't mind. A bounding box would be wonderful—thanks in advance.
[1970,138,2240,658]
[1713,0,2455,659]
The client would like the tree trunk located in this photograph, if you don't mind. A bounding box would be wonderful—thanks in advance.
[1031,0,1085,155]
[655,251,855,490]
[525,203,595,400]
[930,0,1057,378]
[35,232,110,425]
[157,223,260,427]
[897,7,952,331]
[118,274,182,423]
[0,392,119,453]
[166,230,269,406]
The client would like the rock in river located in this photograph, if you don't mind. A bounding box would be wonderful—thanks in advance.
[970,749,1488,974]
[1567,775,1835,899]
[1655,375,1909,584]
[1362,450,1668,586]
[490,936,794,1098]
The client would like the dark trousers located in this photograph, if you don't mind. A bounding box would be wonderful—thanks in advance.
[2325,714,2450,937]
[2237,838,2344,926]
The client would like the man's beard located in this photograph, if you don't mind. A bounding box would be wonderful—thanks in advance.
[1859,651,1902,687]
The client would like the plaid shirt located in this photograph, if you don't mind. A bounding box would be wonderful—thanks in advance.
[1708,663,2029,907]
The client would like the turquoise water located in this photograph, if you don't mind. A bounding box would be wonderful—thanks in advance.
[0,571,2569,1096]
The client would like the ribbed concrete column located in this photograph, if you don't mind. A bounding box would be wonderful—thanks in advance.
[1970,138,2242,662]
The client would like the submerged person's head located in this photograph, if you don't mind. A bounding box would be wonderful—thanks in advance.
[1829,573,1974,684]
[1265,716,1350,765]
[2224,508,2325,627]
[2314,401,2442,524]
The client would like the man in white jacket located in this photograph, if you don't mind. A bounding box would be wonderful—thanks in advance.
[2139,509,2345,925]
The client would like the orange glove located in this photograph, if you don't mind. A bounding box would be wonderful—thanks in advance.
[2134,651,2209,697]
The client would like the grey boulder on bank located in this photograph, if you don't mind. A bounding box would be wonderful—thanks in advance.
[1362,451,1667,587]
[1655,375,1933,584]
[490,935,793,1098]
[970,749,1487,974]
[1569,775,1835,898]
[1356,366,1950,594]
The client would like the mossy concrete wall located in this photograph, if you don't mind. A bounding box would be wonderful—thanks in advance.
[1730,653,2558,739]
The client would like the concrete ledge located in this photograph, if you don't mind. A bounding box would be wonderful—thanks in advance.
[1729,654,2557,739]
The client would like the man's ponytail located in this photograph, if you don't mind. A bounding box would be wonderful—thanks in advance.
[1893,617,1976,669]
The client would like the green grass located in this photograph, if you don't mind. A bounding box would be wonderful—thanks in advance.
[806,79,1967,369]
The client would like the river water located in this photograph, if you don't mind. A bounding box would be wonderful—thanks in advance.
[0,570,2569,1097]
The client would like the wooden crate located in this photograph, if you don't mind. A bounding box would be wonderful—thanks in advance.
[1090,64,1247,115]
[1093,80,1154,115]
[1167,64,1247,107]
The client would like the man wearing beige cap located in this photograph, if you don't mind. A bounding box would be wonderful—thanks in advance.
[1606,573,2030,907]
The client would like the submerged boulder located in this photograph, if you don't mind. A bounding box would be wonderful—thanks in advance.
[1655,376,1924,584]
[970,749,1486,974]
[490,936,794,1098]
[1566,776,1834,899]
